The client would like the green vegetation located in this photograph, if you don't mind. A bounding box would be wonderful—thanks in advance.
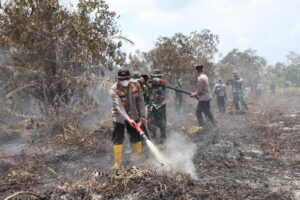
[263,51,300,88]
[0,0,124,135]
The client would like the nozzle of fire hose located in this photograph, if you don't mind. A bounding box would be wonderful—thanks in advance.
[135,122,148,141]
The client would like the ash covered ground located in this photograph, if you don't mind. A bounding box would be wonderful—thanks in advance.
[0,93,299,200]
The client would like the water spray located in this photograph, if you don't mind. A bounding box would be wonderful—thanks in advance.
[135,122,168,166]
[135,123,197,177]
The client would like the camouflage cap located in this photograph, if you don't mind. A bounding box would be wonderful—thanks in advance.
[153,69,163,77]
[232,71,239,75]
[131,71,142,82]
[217,78,222,83]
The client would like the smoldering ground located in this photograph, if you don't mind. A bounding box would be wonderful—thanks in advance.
[1,90,300,199]
[147,131,198,178]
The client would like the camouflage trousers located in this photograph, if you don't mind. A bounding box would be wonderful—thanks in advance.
[233,92,248,111]
[148,104,167,138]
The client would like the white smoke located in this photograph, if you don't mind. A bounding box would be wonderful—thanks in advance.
[150,132,197,178]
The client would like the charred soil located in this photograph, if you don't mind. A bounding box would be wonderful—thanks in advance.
[0,93,299,199]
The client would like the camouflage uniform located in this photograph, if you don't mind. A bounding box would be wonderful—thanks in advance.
[175,79,183,113]
[227,72,248,111]
[131,72,149,106]
[131,72,150,140]
[141,82,149,106]
[148,70,167,142]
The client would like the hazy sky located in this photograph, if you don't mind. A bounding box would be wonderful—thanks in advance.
[62,0,300,65]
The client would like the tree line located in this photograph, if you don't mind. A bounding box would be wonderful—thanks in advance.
[0,0,299,134]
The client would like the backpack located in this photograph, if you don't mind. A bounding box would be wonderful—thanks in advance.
[215,85,222,96]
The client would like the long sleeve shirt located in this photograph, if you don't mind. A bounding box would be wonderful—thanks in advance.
[195,73,212,101]
[110,82,145,124]
[227,78,243,94]
[213,83,227,97]
[148,77,166,110]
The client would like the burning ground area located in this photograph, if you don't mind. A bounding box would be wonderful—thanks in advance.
[0,93,299,200]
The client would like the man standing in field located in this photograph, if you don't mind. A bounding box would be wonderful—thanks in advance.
[190,65,217,127]
[110,69,146,169]
[213,78,227,113]
[148,69,167,144]
[226,71,248,111]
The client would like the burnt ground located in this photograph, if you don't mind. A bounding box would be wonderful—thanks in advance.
[0,92,299,200]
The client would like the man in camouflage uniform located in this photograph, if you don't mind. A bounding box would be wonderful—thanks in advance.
[148,69,167,144]
[226,71,248,111]
[213,78,227,113]
[175,79,183,113]
[110,69,145,169]
[131,71,150,140]
[131,72,149,106]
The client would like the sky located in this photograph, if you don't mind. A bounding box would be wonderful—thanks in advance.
[62,0,300,65]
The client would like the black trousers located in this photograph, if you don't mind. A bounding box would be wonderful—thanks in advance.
[112,121,141,145]
[217,96,226,112]
[196,100,214,122]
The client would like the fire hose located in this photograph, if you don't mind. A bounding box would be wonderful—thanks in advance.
[166,85,199,100]
[135,122,149,141]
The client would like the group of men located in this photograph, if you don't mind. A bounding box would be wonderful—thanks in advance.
[110,68,167,169]
[212,71,248,112]
[110,65,248,169]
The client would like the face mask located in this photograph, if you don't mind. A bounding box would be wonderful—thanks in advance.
[120,80,130,87]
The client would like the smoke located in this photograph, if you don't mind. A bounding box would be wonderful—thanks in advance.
[150,132,197,178]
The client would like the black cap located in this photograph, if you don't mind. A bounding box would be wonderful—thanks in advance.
[195,65,203,71]
[118,69,131,79]
[141,74,150,81]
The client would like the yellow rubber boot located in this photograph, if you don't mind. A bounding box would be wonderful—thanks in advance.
[132,141,142,160]
[112,144,123,169]
[150,130,156,141]
[150,130,154,137]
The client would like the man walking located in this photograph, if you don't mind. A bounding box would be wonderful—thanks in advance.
[110,69,146,169]
[226,71,248,111]
[213,78,227,113]
[190,65,217,127]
